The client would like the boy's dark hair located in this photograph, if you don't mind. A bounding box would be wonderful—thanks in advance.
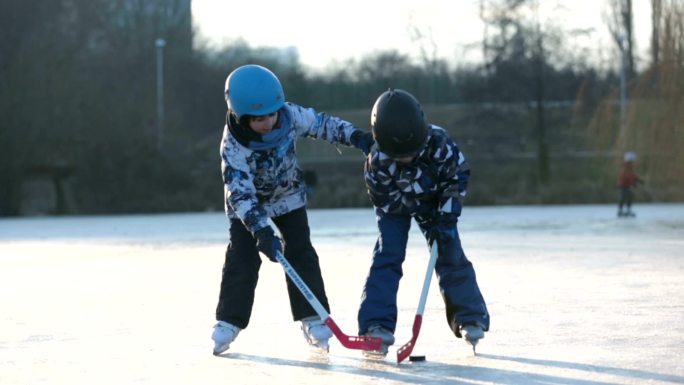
[238,114,252,128]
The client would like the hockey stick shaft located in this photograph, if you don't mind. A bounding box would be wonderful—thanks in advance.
[396,243,439,363]
[275,251,382,351]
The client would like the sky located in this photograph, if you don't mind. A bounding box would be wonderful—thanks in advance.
[1,204,683,384]
[191,0,653,71]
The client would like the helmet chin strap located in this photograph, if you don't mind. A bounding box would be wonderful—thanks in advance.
[392,132,415,144]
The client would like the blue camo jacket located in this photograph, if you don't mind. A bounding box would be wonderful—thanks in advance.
[364,125,470,224]
[220,102,361,234]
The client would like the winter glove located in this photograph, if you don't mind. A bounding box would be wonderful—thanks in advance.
[350,130,374,156]
[426,215,458,250]
[254,226,283,263]
[413,201,438,222]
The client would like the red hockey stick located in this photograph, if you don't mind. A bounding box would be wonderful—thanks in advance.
[396,243,439,363]
[275,251,382,351]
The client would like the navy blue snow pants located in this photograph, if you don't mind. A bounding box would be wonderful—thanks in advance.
[358,209,489,336]
[216,207,330,329]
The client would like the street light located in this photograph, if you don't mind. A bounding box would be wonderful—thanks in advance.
[618,34,627,133]
[155,38,166,150]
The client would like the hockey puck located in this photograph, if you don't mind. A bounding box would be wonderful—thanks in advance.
[409,355,426,362]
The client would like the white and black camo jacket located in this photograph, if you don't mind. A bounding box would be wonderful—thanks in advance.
[364,125,470,225]
[220,102,362,234]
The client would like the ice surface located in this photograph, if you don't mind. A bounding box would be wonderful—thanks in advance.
[1,204,683,385]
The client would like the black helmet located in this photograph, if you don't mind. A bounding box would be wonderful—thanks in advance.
[371,89,428,158]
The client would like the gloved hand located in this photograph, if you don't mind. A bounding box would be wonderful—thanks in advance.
[414,202,437,222]
[254,226,283,263]
[426,215,457,249]
[350,130,374,156]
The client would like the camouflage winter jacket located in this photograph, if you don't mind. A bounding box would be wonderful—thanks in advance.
[220,102,361,234]
[364,125,470,225]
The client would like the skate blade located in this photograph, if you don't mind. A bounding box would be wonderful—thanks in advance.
[466,338,479,355]
[313,341,330,352]
[362,346,388,360]
[213,342,231,356]
[306,338,330,352]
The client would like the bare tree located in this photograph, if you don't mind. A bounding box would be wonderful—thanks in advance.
[651,0,662,67]
[0,0,74,215]
[605,0,636,78]
[479,0,554,184]
[589,0,684,200]
[531,4,549,184]
[407,20,440,103]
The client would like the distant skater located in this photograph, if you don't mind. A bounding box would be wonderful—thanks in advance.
[617,151,642,217]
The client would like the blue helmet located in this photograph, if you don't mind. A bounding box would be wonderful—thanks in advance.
[224,64,285,120]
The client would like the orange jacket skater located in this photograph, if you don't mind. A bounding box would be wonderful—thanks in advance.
[617,152,642,217]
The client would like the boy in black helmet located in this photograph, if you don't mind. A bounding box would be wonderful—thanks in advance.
[357,89,490,355]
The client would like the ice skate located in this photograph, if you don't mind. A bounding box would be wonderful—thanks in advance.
[362,325,394,358]
[212,321,241,355]
[301,316,332,351]
[460,324,484,353]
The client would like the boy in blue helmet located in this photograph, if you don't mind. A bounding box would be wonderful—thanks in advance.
[212,64,373,355]
[357,89,489,355]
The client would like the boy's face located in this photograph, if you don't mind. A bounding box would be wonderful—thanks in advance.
[248,112,278,134]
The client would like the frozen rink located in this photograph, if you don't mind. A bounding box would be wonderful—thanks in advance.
[1,204,683,385]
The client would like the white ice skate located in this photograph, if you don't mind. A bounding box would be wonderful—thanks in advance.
[460,324,484,353]
[362,325,395,358]
[212,321,241,355]
[301,316,332,351]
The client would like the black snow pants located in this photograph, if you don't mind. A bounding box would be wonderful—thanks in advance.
[215,207,330,329]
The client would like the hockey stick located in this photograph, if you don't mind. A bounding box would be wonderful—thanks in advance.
[275,251,382,351]
[396,242,439,363]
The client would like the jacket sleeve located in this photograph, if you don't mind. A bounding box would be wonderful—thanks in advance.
[433,133,469,220]
[286,102,360,146]
[364,153,406,214]
[364,128,470,220]
[220,126,270,234]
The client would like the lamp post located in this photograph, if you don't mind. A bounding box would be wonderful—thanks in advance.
[155,38,166,150]
[618,34,627,134]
